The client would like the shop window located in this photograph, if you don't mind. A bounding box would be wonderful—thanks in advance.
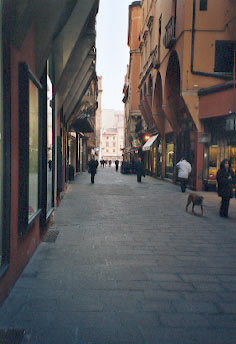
[228,146,236,173]
[200,0,207,11]
[214,41,235,73]
[18,63,42,234]
[47,75,53,214]
[157,142,162,177]
[208,145,218,180]
[166,143,174,174]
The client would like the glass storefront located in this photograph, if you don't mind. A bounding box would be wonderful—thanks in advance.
[18,63,42,232]
[203,142,236,190]
[165,134,175,178]
[203,118,236,190]
[152,146,157,175]
[47,75,53,214]
[28,79,39,219]
[157,141,162,177]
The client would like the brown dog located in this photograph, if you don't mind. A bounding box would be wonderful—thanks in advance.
[186,193,204,216]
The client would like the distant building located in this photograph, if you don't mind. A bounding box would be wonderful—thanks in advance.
[101,110,124,162]
[123,2,143,163]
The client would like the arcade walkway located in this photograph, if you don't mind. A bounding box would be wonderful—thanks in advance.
[1,166,236,344]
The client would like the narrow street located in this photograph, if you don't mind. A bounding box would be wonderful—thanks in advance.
[1,167,236,344]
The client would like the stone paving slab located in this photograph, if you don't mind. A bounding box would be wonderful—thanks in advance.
[0,167,236,343]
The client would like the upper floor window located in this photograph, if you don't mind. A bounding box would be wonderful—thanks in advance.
[214,40,235,73]
[200,0,207,11]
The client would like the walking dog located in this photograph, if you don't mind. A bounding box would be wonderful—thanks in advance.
[186,193,204,216]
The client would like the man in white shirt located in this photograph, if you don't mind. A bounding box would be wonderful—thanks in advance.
[176,157,192,192]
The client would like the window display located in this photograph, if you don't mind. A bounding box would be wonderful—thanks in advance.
[28,79,39,219]
[47,76,53,214]
[166,143,174,175]
[207,145,218,181]
[18,63,42,233]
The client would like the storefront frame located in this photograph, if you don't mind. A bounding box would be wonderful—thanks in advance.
[18,62,43,235]
[203,117,236,190]
[165,133,175,179]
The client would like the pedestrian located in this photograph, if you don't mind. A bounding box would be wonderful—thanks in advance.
[109,160,112,167]
[176,156,192,192]
[135,156,145,183]
[115,160,119,172]
[88,156,98,184]
[216,159,234,218]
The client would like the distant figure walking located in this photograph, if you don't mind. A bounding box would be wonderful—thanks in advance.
[115,160,119,172]
[88,156,98,184]
[135,157,145,183]
[176,157,191,192]
[216,159,234,218]
[109,160,112,167]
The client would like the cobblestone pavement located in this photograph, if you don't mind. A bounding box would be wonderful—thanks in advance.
[1,166,236,344]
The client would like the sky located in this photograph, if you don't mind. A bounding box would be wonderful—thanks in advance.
[96,0,132,111]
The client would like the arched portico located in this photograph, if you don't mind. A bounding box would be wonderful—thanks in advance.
[140,82,154,129]
[163,51,197,186]
[152,72,165,138]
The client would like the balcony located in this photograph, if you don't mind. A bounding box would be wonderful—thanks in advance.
[163,17,176,49]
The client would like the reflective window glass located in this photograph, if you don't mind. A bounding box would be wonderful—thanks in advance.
[28,80,39,219]
[47,76,53,214]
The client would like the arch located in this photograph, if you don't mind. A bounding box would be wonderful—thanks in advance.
[164,50,180,103]
[152,72,165,137]
[140,88,143,102]
[164,51,197,186]
[143,82,147,97]
[139,81,154,129]
[163,51,181,133]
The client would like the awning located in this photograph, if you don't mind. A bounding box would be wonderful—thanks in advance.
[142,134,159,151]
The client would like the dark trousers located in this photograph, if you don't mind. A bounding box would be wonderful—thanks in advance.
[137,174,142,183]
[91,174,95,184]
[179,178,187,192]
[115,165,118,171]
[220,198,230,217]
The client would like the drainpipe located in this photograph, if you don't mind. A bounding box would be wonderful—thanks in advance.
[191,0,231,79]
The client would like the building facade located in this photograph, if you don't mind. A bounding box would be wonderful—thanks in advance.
[134,0,236,190]
[123,1,145,162]
[101,110,124,162]
[0,0,99,304]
